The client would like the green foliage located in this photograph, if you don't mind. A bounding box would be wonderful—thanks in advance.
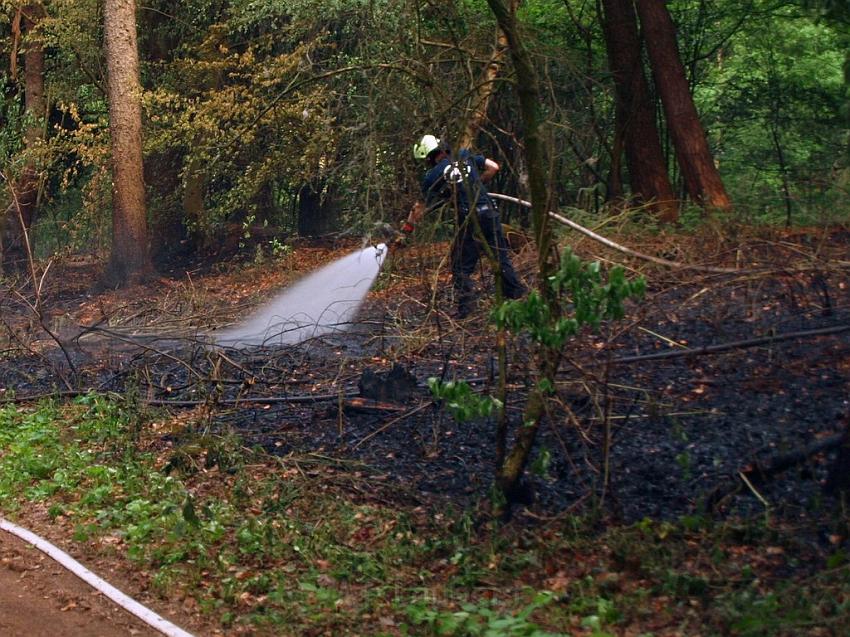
[492,249,645,348]
[429,250,643,495]
[696,3,847,221]
[427,377,502,422]
[1,0,848,264]
[577,596,621,635]
[0,397,566,632]
[404,591,562,637]
[143,34,334,238]
[529,446,552,477]
[800,0,850,24]
[0,74,26,162]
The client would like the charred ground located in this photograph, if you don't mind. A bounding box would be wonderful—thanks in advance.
[1,226,849,529]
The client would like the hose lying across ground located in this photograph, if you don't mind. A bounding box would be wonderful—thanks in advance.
[0,517,195,637]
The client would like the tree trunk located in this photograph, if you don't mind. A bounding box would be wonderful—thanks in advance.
[495,352,560,504]
[103,0,152,286]
[770,123,793,226]
[485,0,555,514]
[458,29,508,149]
[1,3,45,273]
[601,0,678,222]
[635,0,731,210]
[484,0,551,271]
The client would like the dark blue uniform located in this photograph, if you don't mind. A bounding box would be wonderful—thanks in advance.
[421,149,525,316]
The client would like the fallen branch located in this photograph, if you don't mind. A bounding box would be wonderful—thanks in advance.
[706,432,844,512]
[452,323,850,387]
[352,401,433,450]
[0,390,87,404]
[489,192,746,274]
[81,326,206,381]
[146,391,360,407]
[611,324,850,365]
[335,397,408,415]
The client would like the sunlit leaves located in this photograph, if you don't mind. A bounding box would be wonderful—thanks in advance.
[142,31,335,235]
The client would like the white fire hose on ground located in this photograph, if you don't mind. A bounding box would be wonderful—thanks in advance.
[0,517,195,637]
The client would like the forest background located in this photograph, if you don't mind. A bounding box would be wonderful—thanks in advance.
[0,0,846,278]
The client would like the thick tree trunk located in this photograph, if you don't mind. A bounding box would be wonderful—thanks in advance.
[1,3,45,273]
[601,0,678,222]
[103,0,152,286]
[635,0,731,210]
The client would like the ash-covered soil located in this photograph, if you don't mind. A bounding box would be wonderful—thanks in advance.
[211,268,849,524]
[2,231,849,525]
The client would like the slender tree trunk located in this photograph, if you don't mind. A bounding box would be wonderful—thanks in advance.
[485,0,556,513]
[601,0,678,221]
[496,352,560,500]
[484,0,551,271]
[1,3,45,273]
[635,0,731,210]
[104,0,152,285]
[458,29,508,149]
[770,123,793,226]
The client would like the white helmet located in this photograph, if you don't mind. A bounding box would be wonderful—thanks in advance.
[413,134,441,160]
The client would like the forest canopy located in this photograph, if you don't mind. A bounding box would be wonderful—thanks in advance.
[0,0,846,271]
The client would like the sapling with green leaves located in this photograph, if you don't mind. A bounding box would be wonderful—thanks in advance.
[430,248,644,514]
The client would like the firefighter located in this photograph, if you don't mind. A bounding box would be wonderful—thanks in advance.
[405,135,526,318]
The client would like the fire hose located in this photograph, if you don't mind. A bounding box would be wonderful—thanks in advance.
[0,516,195,637]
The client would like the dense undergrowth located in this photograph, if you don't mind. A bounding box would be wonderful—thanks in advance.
[0,396,847,635]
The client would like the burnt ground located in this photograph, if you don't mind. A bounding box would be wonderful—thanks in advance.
[1,227,849,528]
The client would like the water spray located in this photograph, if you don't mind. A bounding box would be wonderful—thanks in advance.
[214,243,387,348]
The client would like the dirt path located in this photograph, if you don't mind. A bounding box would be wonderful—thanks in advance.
[0,529,162,637]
